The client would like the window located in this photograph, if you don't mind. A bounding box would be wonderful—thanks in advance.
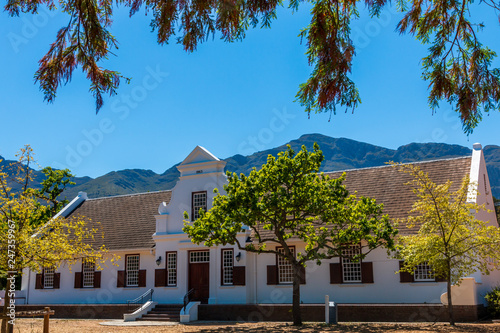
[167,252,177,286]
[277,247,294,284]
[190,250,210,263]
[222,249,234,285]
[414,262,435,281]
[342,244,362,283]
[126,255,140,287]
[82,261,95,288]
[43,267,54,289]
[192,191,207,221]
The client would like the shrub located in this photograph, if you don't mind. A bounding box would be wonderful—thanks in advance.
[485,286,500,318]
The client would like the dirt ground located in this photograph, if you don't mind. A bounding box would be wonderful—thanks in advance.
[10,320,500,333]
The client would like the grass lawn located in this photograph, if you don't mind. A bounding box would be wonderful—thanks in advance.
[10,320,500,333]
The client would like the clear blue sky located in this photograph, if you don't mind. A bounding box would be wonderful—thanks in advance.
[1,3,499,178]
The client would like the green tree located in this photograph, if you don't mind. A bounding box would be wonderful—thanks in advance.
[34,167,76,220]
[183,144,397,325]
[5,0,500,133]
[0,146,112,333]
[393,162,500,326]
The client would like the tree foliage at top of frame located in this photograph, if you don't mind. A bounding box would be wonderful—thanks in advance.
[5,0,500,133]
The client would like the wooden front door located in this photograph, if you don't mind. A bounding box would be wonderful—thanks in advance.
[188,251,210,304]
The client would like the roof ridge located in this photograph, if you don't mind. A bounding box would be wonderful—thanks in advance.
[86,189,172,201]
[323,156,471,174]
[84,157,471,200]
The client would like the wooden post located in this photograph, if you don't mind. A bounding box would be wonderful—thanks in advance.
[43,307,50,333]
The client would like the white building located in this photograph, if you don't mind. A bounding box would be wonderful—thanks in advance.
[19,144,499,321]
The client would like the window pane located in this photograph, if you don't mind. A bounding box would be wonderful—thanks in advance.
[167,252,177,286]
[222,249,233,285]
[342,245,362,283]
[414,262,435,281]
[277,247,294,284]
[126,255,140,286]
[83,261,95,288]
[44,267,54,289]
[190,251,210,263]
[193,192,207,220]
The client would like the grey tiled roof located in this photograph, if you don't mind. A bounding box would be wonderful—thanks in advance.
[67,157,471,250]
[253,157,472,239]
[66,191,172,250]
[326,157,472,235]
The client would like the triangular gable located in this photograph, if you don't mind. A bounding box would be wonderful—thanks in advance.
[180,146,220,165]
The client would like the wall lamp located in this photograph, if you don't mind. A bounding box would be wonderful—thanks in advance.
[156,256,162,266]
[235,252,242,262]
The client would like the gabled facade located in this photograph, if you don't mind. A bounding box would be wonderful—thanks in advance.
[151,146,250,305]
[20,144,499,312]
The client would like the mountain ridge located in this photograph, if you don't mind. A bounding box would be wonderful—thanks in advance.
[2,134,499,199]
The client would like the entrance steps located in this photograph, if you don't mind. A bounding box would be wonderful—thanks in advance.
[136,304,183,322]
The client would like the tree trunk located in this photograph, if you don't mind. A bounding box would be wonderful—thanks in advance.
[447,269,455,326]
[292,264,302,326]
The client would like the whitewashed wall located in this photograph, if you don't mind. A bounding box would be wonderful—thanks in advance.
[25,250,155,305]
[470,144,498,228]
[252,244,448,304]
[152,235,249,305]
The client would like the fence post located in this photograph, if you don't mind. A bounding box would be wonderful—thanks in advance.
[43,307,50,333]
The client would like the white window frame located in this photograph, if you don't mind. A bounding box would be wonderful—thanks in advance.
[277,247,294,284]
[414,262,435,282]
[126,254,140,287]
[192,191,207,221]
[43,267,54,289]
[167,252,177,286]
[189,250,210,263]
[82,261,95,288]
[342,244,362,283]
[222,249,234,285]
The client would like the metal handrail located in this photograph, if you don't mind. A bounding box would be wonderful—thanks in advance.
[127,288,154,312]
[183,288,195,311]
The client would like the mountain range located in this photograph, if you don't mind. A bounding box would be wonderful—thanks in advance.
[2,134,499,200]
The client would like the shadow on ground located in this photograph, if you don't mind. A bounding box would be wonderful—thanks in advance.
[187,322,500,333]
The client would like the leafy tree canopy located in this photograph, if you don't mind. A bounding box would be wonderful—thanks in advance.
[0,145,112,272]
[0,146,114,332]
[4,0,500,132]
[393,162,500,325]
[184,143,397,325]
